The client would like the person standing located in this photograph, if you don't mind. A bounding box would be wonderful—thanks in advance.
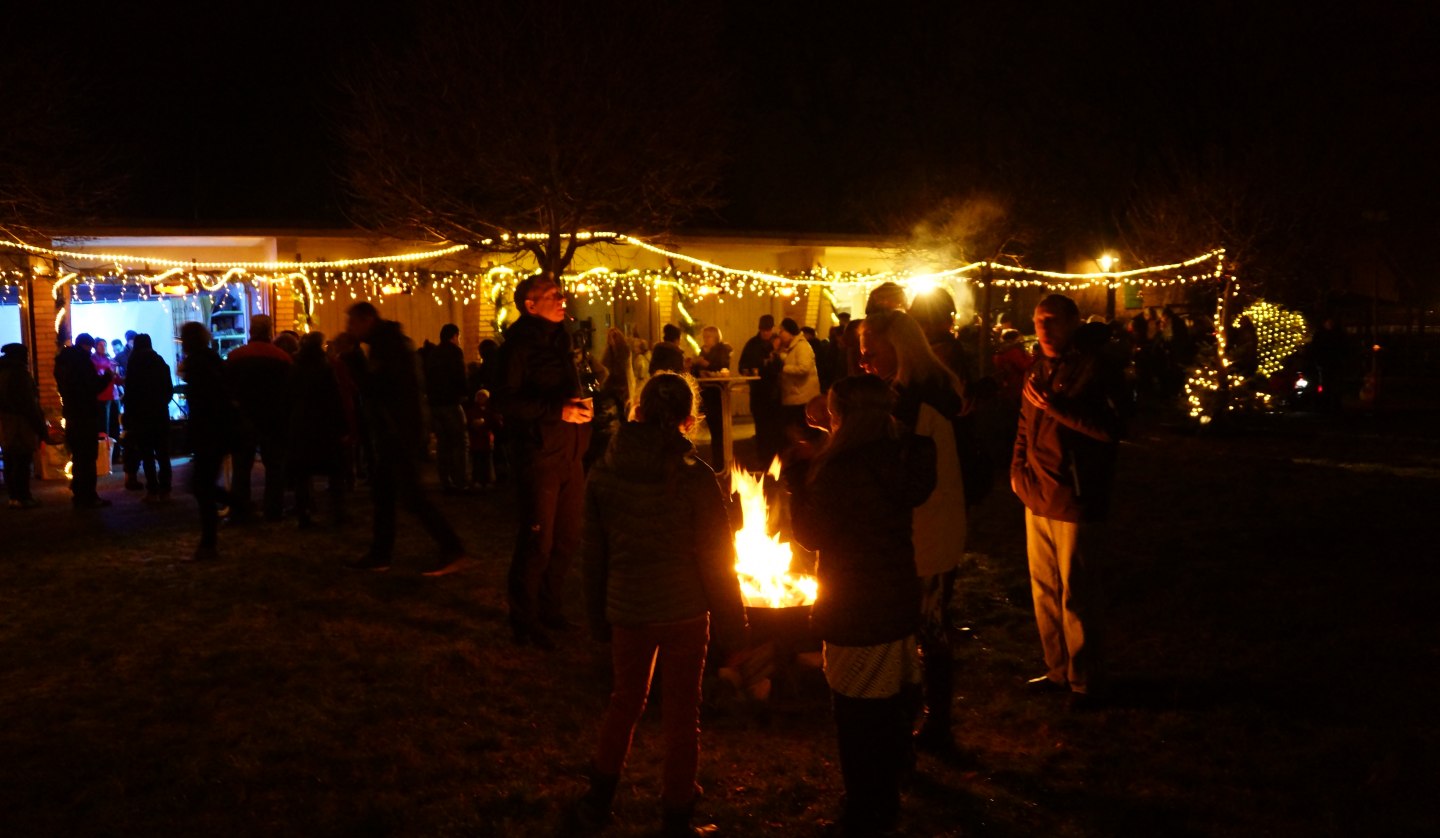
[54,333,112,509]
[775,317,820,445]
[859,310,970,755]
[575,372,746,837]
[426,323,471,493]
[226,314,293,523]
[289,332,348,529]
[690,325,731,468]
[649,324,686,376]
[738,314,781,468]
[179,322,233,560]
[1011,294,1123,710]
[786,374,936,837]
[344,302,471,576]
[492,274,593,649]
[92,336,121,465]
[0,343,47,509]
[121,334,174,502]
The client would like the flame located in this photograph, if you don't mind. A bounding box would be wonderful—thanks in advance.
[731,457,817,608]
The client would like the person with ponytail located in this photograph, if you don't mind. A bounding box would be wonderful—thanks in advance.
[576,371,746,837]
[786,374,936,836]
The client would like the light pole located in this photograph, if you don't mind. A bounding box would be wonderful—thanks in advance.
[1099,253,1117,321]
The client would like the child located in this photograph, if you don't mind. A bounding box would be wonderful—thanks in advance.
[786,374,936,836]
[577,372,747,837]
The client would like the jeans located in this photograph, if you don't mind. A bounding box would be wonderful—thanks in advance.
[431,404,469,489]
[3,442,34,501]
[127,424,172,494]
[593,615,710,809]
[369,445,463,561]
[65,412,100,502]
[508,458,585,632]
[191,446,226,548]
[232,423,288,520]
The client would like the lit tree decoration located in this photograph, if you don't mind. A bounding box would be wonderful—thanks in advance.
[1186,296,1307,423]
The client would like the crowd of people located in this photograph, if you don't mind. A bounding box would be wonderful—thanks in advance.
[0,277,1136,837]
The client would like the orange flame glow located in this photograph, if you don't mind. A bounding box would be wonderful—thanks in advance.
[731,458,817,608]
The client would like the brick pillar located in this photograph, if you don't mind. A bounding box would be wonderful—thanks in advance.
[272,279,299,334]
[461,284,483,363]
[653,283,675,337]
[803,285,822,331]
[29,270,63,418]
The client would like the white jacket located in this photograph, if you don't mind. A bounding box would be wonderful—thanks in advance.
[777,336,820,406]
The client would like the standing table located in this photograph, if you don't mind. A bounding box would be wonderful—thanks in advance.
[696,374,759,474]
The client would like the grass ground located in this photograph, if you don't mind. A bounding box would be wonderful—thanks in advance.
[1,407,1437,836]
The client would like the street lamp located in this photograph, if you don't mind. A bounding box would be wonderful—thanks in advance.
[1099,253,1118,320]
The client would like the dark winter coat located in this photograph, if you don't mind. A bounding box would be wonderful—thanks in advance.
[788,434,937,646]
[358,319,429,458]
[738,334,780,410]
[492,314,591,473]
[225,341,293,439]
[180,347,234,455]
[425,340,469,407]
[289,348,347,473]
[1010,345,1123,523]
[54,345,109,426]
[122,347,173,431]
[583,422,746,649]
[0,351,47,447]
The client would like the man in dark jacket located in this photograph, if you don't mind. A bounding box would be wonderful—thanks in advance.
[344,302,470,576]
[0,343,48,508]
[122,334,174,501]
[738,314,781,468]
[648,324,685,376]
[426,323,470,492]
[179,322,233,560]
[1011,294,1123,709]
[54,333,113,508]
[493,274,593,649]
[225,314,292,522]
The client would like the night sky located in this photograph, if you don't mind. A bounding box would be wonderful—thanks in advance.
[14,2,1440,237]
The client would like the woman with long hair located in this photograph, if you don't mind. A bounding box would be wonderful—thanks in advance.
[859,309,970,757]
[787,374,936,835]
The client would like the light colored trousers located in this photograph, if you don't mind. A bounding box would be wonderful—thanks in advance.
[1025,509,1105,693]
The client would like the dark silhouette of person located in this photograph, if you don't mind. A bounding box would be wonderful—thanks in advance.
[344,302,471,576]
[738,314,782,468]
[289,332,349,528]
[122,334,174,501]
[492,274,594,649]
[179,322,234,560]
[0,343,48,508]
[225,314,293,522]
[54,333,113,508]
[426,323,471,492]
[649,323,686,376]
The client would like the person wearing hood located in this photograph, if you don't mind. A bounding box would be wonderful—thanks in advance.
[492,274,593,649]
[121,334,174,501]
[575,371,745,838]
[0,343,48,508]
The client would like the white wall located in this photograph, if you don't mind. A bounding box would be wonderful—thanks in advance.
[0,305,21,348]
[70,300,181,384]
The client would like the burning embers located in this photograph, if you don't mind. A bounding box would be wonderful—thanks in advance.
[730,458,818,609]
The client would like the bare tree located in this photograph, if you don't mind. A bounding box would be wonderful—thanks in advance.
[0,47,118,244]
[341,0,730,277]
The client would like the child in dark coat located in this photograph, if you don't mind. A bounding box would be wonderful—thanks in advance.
[577,372,747,837]
[787,374,936,836]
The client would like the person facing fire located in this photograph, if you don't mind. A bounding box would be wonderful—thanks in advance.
[574,371,745,837]
[785,374,937,837]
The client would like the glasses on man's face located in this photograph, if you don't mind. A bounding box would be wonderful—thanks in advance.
[530,289,565,303]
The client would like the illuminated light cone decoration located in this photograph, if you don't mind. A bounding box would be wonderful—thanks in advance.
[730,458,817,609]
